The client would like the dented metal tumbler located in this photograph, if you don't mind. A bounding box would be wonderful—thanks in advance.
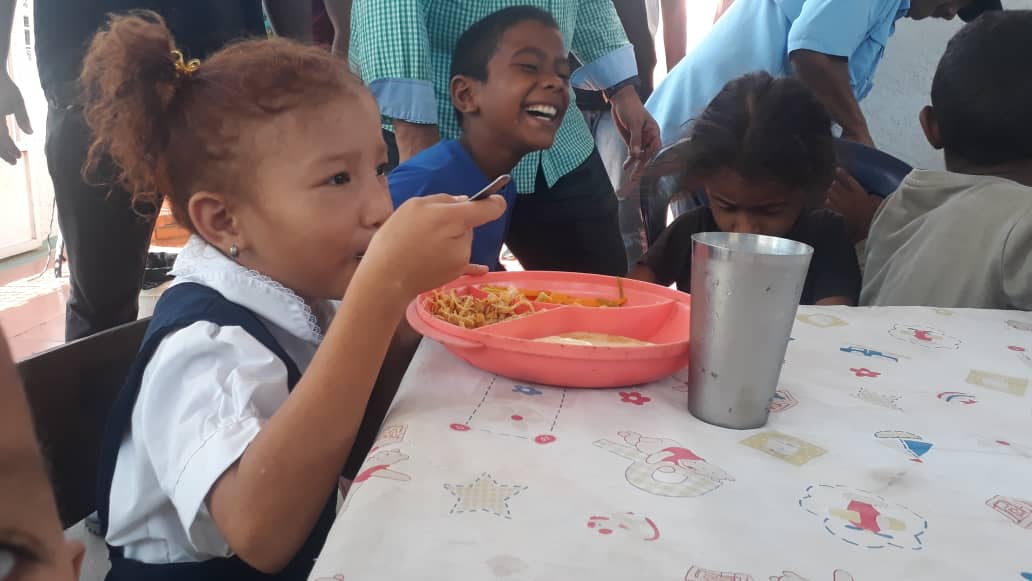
[688,232,813,429]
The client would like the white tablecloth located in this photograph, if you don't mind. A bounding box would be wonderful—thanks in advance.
[310,307,1032,581]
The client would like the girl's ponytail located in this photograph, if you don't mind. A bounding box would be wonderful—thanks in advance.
[81,11,187,207]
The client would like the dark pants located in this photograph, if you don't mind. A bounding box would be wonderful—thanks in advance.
[45,105,157,341]
[506,150,627,276]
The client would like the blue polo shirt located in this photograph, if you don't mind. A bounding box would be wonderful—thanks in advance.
[388,140,517,270]
[647,0,910,144]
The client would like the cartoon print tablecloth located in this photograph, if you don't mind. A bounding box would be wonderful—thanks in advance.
[310,307,1032,581]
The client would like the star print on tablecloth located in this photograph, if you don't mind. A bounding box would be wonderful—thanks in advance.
[444,473,526,519]
[769,389,798,413]
[888,323,960,349]
[512,385,543,396]
[619,391,652,406]
[853,387,903,411]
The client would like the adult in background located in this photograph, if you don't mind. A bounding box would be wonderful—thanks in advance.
[643,0,1002,233]
[647,0,689,69]
[316,2,397,171]
[349,0,661,277]
[578,0,687,269]
[715,0,736,21]
[315,0,352,58]
[313,0,335,49]
[648,0,1002,150]
[0,0,318,343]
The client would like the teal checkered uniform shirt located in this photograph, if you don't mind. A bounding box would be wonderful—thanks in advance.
[350,0,635,194]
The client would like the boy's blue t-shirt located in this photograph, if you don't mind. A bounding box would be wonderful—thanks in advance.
[389,139,517,270]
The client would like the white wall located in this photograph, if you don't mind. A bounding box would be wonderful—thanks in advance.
[0,0,56,259]
[862,2,1032,170]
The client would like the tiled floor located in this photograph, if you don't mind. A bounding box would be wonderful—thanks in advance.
[0,255,69,360]
[0,255,130,580]
[1,251,173,361]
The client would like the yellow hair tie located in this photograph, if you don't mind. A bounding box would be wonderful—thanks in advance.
[171,49,200,78]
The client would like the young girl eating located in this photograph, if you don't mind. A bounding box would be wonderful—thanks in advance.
[631,72,861,306]
[84,12,504,580]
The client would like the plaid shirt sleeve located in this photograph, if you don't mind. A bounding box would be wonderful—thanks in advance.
[350,0,438,123]
[570,0,633,72]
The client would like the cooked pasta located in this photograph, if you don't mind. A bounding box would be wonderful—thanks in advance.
[427,287,536,329]
[427,280,628,329]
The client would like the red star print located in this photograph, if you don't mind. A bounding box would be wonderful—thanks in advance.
[619,391,652,406]
[850,368,881,378]
[913,330,934,342]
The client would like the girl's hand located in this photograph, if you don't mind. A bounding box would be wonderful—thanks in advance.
[358,194,507,301]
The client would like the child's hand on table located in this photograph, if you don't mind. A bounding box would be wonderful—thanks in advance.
[360,194,507,300]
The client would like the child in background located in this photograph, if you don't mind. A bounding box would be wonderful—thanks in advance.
[862,11,1032,309]
[388,6,569,271]
[0,330,84,581]
[82,12,503,580]
[630,72,860,306]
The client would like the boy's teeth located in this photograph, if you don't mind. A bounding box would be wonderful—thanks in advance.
[525,105,557,119]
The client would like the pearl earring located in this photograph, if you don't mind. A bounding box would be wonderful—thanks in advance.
[229,244,240,259]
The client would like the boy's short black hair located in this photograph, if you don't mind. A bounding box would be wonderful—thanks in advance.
[450,6,560,126]
[656,72,836,208]
[931,11,1032,166]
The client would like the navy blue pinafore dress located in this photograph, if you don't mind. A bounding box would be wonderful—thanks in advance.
[95,283,336,581]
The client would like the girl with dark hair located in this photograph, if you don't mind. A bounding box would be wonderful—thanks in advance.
[631,72,861,306]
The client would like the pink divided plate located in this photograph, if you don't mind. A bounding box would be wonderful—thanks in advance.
[406,271,691,388]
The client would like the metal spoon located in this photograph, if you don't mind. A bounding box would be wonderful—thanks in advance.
[469,174,511,201]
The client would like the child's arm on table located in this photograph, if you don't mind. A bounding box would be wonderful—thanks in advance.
[207,195,504,574]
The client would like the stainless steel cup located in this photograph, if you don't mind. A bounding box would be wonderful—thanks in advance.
[687,232,813,429]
